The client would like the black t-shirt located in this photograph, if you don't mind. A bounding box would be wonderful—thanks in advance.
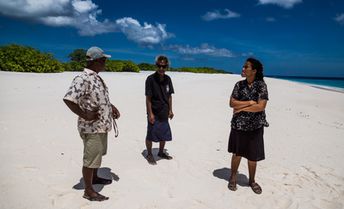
[145,72,174,121]
[231,79,269,131]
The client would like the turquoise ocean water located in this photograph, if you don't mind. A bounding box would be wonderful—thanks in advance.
[267,76,344,91]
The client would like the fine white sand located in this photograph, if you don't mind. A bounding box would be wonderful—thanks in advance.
[0,71,343,209]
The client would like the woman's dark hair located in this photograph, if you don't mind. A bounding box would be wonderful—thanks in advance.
[247,57,264,81]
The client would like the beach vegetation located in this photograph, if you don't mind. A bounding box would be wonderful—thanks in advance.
[0,44,231,74]
[0,44,63,73]
[106,60,140,72]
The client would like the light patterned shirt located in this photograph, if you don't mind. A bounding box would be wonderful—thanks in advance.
[64,68,113,133]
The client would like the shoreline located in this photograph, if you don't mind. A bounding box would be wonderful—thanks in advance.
[310,85,344,94]
[269,76,344,93]
[2,70,344,93]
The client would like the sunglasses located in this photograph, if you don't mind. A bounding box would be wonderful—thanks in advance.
[96,57,107,63]
[156,64,168,69]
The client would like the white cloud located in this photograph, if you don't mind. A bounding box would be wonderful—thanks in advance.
[39,16,75,26]
[115,17,172,45]
[0,0,71,17]
[334,13,344,25]
[0,0,172,43]
[72,0,97,13]
[166,43,235,58]
[0,0,115,36]
[202,9,240,21]
[258,0,302,9]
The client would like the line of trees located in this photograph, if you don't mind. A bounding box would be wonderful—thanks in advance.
[0,44,231,74]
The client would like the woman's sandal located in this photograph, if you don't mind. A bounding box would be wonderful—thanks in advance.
[249,182,262,194]
[228,180,237,191]
[83,192,109,201]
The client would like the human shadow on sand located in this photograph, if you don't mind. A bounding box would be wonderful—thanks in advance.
[141,148,171,163]
[72,167,119,192]
[213,167,249,187]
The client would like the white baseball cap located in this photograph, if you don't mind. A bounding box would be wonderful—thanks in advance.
[86,46,111,61]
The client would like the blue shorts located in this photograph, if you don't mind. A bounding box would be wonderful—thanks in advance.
[146,119,172,142]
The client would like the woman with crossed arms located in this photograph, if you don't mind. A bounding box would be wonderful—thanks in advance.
[228,57,269,194]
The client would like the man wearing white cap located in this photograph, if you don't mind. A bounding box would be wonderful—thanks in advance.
[63,46,120,201]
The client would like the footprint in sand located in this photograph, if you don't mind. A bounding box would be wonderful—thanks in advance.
[297,111,310,119]
[20,166,39,171]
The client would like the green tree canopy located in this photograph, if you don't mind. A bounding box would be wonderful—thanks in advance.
[122,61,140,72]
[138,63,156,71]
[175,67,229,74]
[106,60,140,72]
[65,48,87,71]
[68,49,87,63]
[0,44,231,74]
[0,44,63,73]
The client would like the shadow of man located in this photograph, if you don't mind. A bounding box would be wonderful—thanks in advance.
[73,167,119,192]
[141,148,171,163]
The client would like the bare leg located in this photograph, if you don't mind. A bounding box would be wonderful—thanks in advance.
[83,167,96,196]
[248,160,262,194]
[230,154,242,180]
[82,166,109,201]
[248,160,257,183]
[146,140,153,155]
[158,141,172,159]
[158,141,165,154]
[228,154,241,191]
[145,140,156,165]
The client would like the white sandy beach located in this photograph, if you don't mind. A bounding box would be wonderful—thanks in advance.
[0,70,343,209]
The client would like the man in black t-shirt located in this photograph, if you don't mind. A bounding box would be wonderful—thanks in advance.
[145,55,174,165]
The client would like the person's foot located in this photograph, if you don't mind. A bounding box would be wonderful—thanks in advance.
[83,190,109,201]
[146,154,157,165]
[228,180,237,191]
[92,177,112,185]
[157,152,173,160]
[249,181,262,194]
[228,176,237,191]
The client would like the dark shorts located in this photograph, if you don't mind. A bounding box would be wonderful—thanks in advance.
[228,127,265,161]
[146,119,172,142]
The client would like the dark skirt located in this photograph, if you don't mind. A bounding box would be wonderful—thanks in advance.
[228,127,265,161]
[146,119,172,142]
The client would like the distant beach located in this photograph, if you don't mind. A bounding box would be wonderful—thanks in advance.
[267,76,344,93]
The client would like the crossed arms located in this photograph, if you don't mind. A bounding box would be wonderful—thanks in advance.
[229,97,267,114]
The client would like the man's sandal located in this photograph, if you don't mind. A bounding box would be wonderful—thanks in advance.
[83,192,109,201]
[146,154,157,165]
[157,152,173,160]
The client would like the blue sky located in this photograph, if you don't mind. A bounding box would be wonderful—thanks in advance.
[0,0,344,77]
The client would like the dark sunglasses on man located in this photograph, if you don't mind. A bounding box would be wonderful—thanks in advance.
[156,64,168,69]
